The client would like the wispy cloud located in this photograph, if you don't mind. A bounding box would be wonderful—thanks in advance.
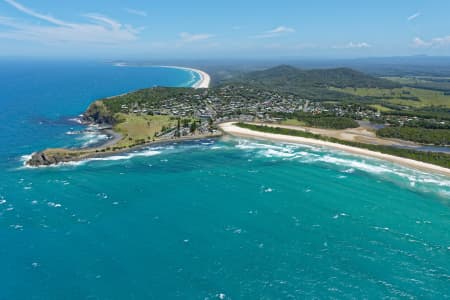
[125,8,147,17]
[412,36,450,48]
[0,0,140,44]
[4,0,68,26]
[179,32,214,43]
[268,26,295,34]
[253,26,295,38]
[333,41,371,49]
[407,12,421,21]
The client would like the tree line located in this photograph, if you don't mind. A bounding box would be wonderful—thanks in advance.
[377,127,450,145]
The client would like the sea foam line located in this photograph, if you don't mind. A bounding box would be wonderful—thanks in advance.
[235,139,450,196]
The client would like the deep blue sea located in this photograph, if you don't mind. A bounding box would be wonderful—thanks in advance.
[1,61,449,299]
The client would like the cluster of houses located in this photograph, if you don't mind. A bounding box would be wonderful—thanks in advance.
[118,86,312,122]
[114,85,447,130]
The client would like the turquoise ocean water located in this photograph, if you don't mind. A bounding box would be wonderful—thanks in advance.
[0,61,449,299]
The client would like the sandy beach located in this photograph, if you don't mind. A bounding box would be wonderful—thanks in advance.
[114,63,211,89]
[190,68,211,89]
[219,122,450,177]
[160,66,211,88]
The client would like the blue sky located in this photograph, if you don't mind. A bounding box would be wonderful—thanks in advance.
[0,0,449,59]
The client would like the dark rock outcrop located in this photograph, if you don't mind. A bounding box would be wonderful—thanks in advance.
[27,151,73,166]
[81,101,115,125]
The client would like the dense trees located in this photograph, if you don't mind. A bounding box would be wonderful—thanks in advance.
[294,112,359,129]
[225,65,400,102]
[275,112,359,129]
[240,65,400,89]
[377,127,450,145]
[102,87,196,114]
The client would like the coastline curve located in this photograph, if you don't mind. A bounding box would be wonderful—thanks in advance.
[219,122,450,177]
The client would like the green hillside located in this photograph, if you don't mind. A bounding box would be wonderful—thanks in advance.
[225,65,400,101]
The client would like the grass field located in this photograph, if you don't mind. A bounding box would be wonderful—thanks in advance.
[280,119,307,126]
[382,77,429,85]
[335,87,450,108]
[369,104,392,112]
[114,114,177,147]
[385,76,450,83]
[33,114,207,165]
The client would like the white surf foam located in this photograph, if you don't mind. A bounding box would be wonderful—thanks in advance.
[233,138,450,198]
[79,133,109,148]
[317,155,393,174]
[20,154,33,165]
[68,117,83,124]
[19,148,163,169]
[262,149,296,158]
[76,149,162,165]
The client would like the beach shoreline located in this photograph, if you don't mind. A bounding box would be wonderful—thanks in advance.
[113,63,211,89]
[219,122,450,177]
[158,66,211,88]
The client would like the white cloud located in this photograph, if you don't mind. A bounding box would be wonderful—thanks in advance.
[412,37,430,47]
[179,32,214,43]
[253,26,295,38]
[4,0,68,26]
[267,26,295,34]
[407,12,421,21]
[125,8,147,17]
[333,41,371,49]
[83,14,122,31]
[412,36,450,48]
[431,36,450,46]
[0,0,140,44]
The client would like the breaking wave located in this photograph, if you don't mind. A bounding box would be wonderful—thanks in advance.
[233,139,450,199]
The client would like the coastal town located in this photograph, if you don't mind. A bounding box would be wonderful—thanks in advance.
[111,85,380,125]
[27,65,450,172]
[107,84,448,132]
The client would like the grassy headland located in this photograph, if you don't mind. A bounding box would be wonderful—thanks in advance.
[27,97,219,166]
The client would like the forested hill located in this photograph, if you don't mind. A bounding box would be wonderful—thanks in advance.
[240,65,400,89]
[223,65,400,101]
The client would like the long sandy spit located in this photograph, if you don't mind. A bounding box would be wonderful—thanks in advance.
[159,66,210,88]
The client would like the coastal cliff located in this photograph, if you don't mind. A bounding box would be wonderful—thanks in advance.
[81,101,115,125]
